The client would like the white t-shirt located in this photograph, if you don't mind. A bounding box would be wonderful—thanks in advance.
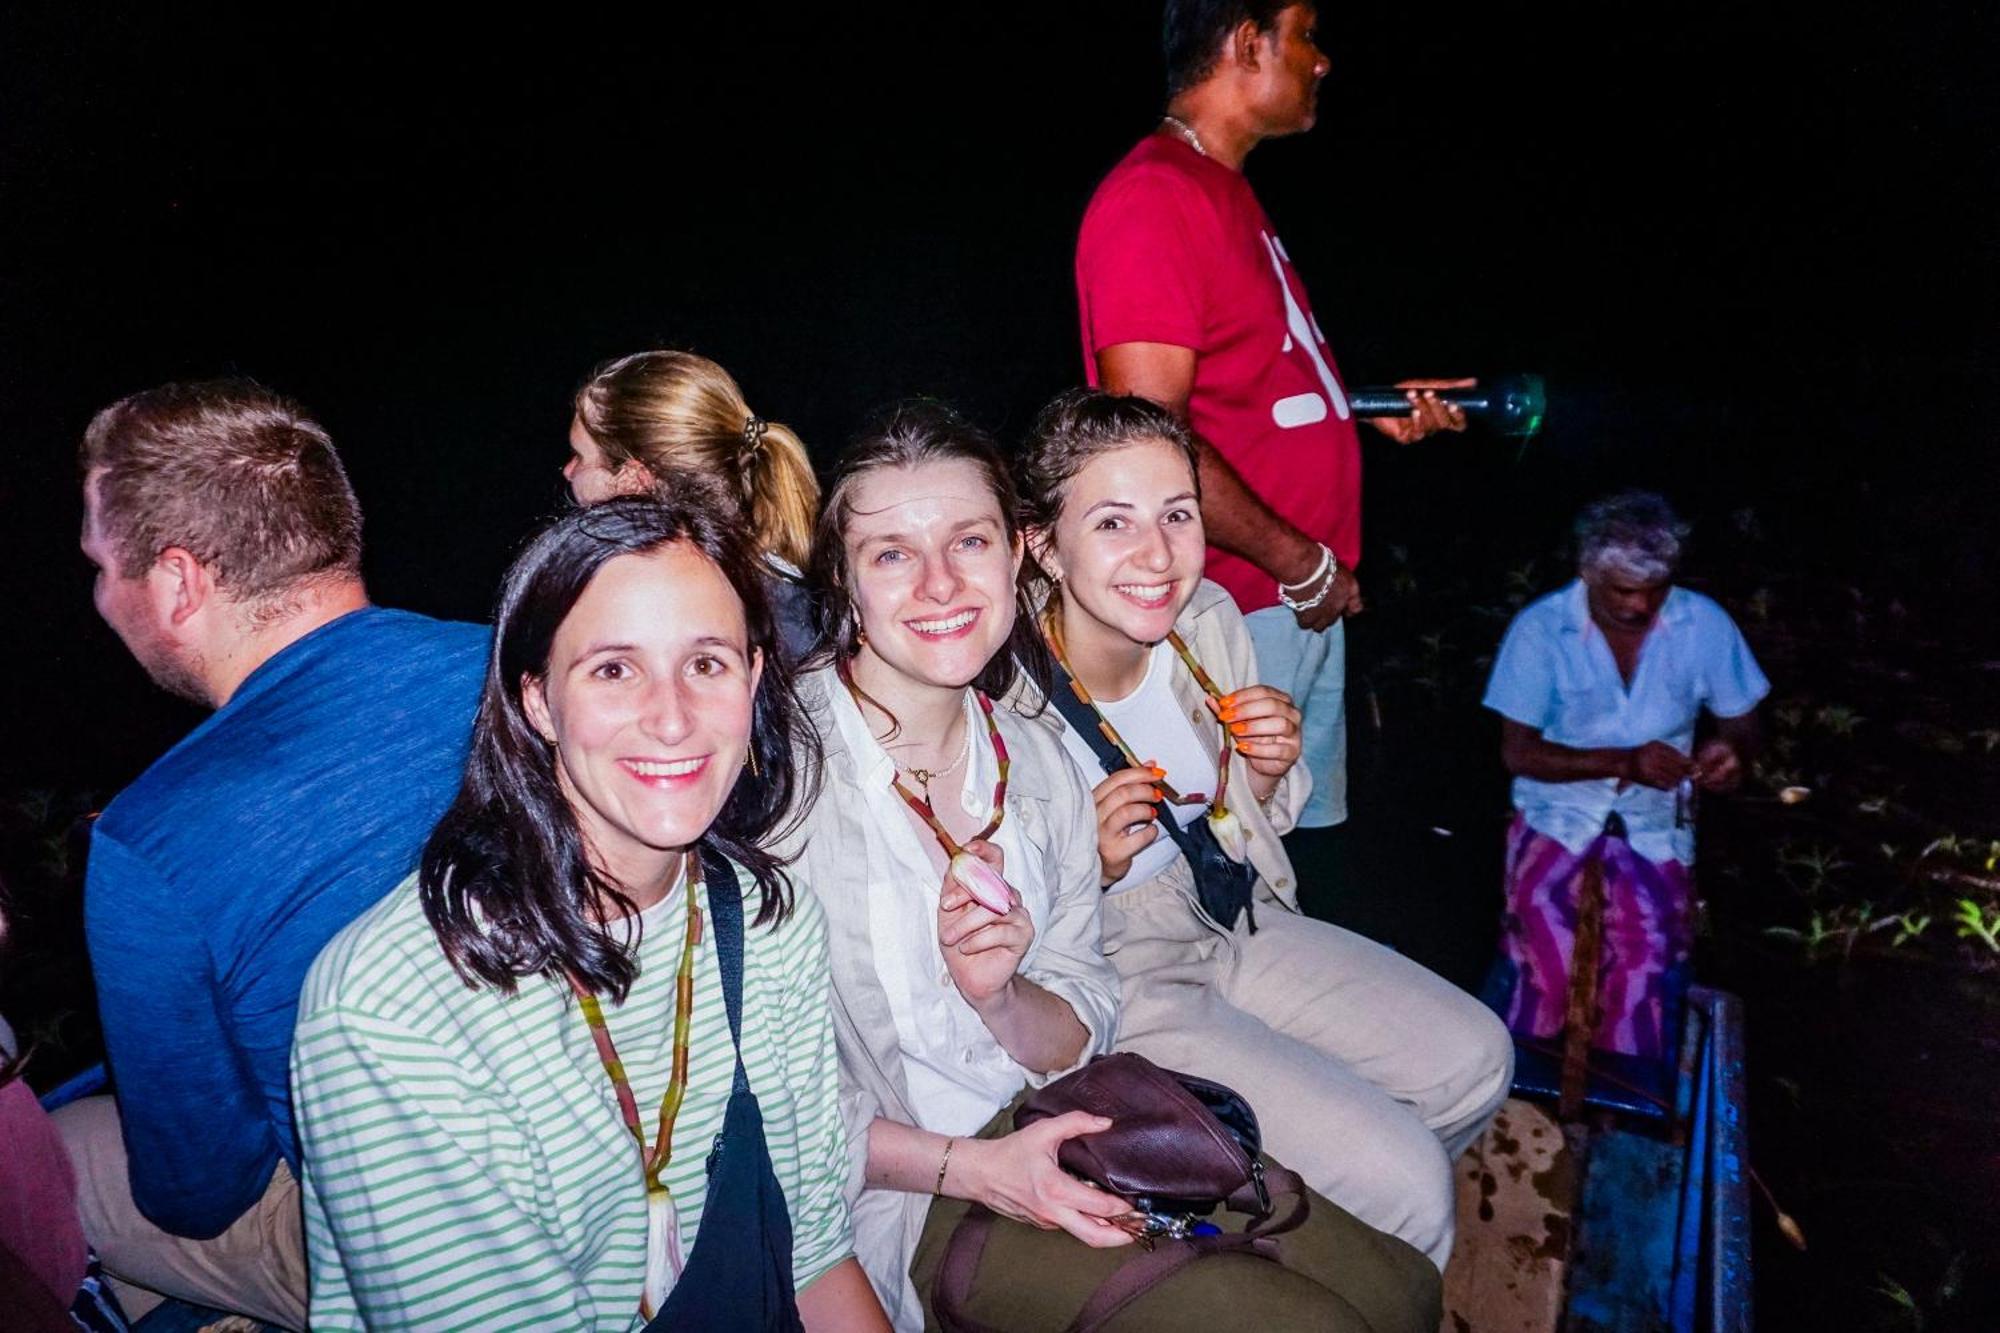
[825,682,1060,1137]
[1055,640,1214,893]
[1483,580,1770,864]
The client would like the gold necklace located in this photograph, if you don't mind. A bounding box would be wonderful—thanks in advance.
[899,721,973,794]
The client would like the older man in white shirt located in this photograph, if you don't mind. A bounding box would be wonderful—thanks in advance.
[1483,492,1768,1059]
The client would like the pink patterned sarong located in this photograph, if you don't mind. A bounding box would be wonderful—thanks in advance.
[1500,812,1693,1060]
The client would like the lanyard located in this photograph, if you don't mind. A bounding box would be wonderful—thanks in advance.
[1042,612,1234,822]
[565,851,704,1319]
[838,659,1011,858]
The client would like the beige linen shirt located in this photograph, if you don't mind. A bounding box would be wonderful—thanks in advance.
[779,666,1121,1330]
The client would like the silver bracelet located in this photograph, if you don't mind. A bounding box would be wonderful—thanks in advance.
[1277,545,1338,612]
[1277,543,1332,595]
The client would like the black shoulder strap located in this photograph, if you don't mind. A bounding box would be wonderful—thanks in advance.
[1045,660,1133,781]
[1044,657,1255,931]
[698,842,750,1094]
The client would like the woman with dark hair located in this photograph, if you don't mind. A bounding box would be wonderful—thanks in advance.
[1015,387,1513,1272]
[566,350,821,662]
[785,403,1436,1332]
[292,488,888,1331]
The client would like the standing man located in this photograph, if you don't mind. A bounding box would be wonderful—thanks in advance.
[1076,0,1467,841]
[60,380,487,1328]
[1485,492,1766,1060]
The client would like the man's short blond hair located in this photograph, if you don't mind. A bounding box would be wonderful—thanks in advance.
[81,379,363,600]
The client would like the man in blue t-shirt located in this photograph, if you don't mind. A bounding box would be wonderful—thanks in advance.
[57,379,487,1328]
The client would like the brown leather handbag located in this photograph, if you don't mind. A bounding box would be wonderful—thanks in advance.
[932,1054,1310,1332]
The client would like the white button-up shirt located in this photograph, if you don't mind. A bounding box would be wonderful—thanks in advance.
[825,681,1058,1137]
[1483,580,1769,864]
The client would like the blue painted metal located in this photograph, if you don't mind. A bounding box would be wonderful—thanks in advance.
[37,1059,107,1114]
[1700,987,1754,1332]
[1669,997,1713,1328]
[1508,1038,1676,1122]
[1569,1128,1685,1330]
[1493,983,1753,1332]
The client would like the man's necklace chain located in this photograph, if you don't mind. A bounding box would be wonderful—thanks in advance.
[1161,115,1208,158]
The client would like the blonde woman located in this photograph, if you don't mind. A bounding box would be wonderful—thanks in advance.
[567,350,820,660]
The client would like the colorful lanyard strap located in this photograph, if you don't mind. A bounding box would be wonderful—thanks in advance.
[1042,612,1234,820]
[838,658,1010,857]
[565,850,704,1319]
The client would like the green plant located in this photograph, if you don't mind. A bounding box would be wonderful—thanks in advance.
[1920,834,1968,861]
[1871,1273,1923,1330]
[1890,913,1931,948]
[1950,899,2000,953]
[1778,843,1850,894]
[1815,704,1863,737]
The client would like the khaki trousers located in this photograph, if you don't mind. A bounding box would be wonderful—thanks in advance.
[51,1095,307,1330]
[908,1103,1439,1333]
[1103,868,1514,1269]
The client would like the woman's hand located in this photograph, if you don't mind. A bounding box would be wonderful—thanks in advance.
[938,839,1035,1012]
[952,1112,1135,1248]
[1091,766,1164,885]
[1211,685,1302,802]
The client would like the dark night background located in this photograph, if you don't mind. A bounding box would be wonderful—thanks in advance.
[4,1,1997,1327]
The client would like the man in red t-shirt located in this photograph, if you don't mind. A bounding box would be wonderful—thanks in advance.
[1077,0,1467,830]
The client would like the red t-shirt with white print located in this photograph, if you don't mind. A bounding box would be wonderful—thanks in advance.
[1076,131,1360,614]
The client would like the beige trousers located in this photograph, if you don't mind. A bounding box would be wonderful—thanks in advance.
[1102,868,1514,1269]
[51,1095,307,1330]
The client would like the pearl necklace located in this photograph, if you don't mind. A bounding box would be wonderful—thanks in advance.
[1161,114,1209,158]
[899,715,974,795]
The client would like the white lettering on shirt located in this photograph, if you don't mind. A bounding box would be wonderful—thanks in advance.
[1261,230,1350,427]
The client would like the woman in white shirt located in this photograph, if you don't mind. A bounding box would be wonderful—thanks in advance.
[786,402,1438,1333]
[1015,388,1513,1272]
[781,402,1127,1328]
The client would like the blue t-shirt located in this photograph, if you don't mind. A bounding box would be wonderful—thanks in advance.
[85,606,487,1239]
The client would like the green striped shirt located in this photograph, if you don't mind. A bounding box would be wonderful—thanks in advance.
[293,862,851,1331]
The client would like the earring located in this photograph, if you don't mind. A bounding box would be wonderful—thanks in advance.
[747,746,762,778]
